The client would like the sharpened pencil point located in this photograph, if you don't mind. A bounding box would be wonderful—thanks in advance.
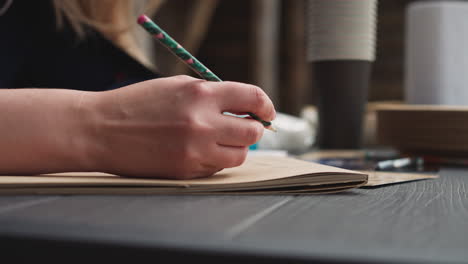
[267,126,277,132]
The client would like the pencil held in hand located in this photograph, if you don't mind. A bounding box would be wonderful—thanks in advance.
[137,14,275,131]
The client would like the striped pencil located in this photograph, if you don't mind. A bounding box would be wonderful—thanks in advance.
[137,14,275,131]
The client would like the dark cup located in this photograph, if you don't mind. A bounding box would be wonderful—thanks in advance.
[311,60,372,149]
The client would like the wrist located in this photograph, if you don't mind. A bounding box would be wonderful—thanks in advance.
[70,91,109,172]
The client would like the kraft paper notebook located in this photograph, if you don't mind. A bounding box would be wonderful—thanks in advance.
[0,156,368,195]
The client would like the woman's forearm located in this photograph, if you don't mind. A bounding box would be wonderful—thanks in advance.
[0,88,96,174]
[0,76,275,178]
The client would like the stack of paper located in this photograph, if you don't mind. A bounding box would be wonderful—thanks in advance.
[0,156,368,195]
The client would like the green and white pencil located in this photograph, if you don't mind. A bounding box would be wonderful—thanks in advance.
[137,14,275,131]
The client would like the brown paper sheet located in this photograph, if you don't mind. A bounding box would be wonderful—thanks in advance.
[0,156,368,195]
[362,170,438,187]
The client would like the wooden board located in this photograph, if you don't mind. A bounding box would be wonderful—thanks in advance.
[377,103,468,155]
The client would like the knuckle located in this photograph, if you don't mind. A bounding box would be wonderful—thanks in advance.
[180,116,212,138]
[176,108,202,131]
[175,117,196,138]
[187,81,213,100]
[182,115,198,131]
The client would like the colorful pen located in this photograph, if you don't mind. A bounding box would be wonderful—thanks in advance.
[137,14,275,131]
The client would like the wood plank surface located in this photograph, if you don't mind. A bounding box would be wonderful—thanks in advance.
[0,168,466,263]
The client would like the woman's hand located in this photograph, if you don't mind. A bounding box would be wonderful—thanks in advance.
[84,75,276,179]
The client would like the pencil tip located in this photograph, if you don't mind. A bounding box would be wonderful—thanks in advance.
[266,126,277,132]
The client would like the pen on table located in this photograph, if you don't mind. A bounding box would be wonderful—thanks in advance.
[137,14,276,132]
[375,157,423,171]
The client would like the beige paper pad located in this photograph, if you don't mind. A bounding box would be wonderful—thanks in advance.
[0,156,368,195]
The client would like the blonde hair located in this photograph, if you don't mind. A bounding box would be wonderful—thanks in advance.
[52,0,165,67]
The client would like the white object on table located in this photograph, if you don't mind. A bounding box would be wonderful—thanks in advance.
[405,1,468,105]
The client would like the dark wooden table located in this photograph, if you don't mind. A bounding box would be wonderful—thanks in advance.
[0,168,467,263]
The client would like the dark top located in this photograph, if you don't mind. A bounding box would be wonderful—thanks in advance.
[0,0,159,91]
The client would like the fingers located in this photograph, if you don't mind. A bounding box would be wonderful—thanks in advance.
[214,114,264,147]
[207,81,276,123]
[209,145,249,169]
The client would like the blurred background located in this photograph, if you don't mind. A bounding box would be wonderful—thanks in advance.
[150,0,413,116]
